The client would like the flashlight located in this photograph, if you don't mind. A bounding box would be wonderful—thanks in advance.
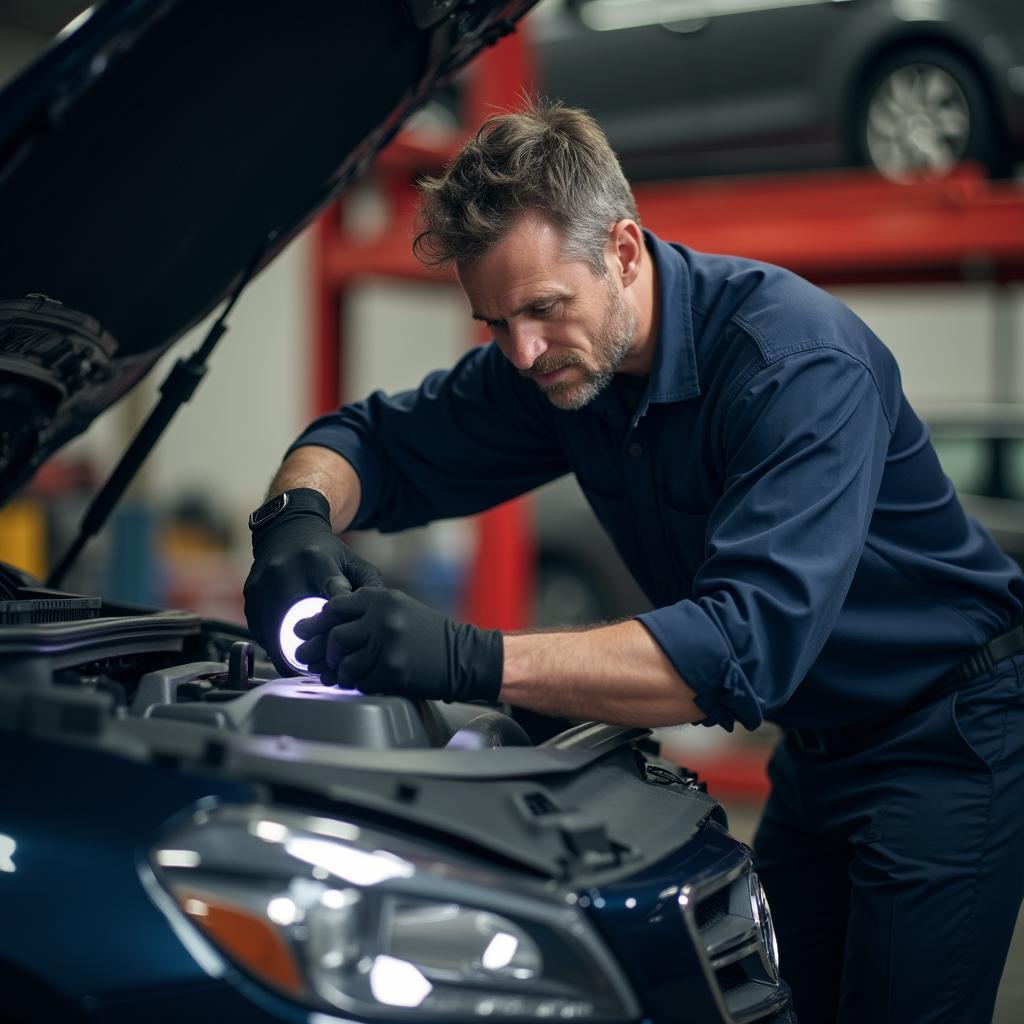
[278,596,328,673]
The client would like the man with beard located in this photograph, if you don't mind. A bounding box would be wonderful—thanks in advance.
[243,100,1024,1023]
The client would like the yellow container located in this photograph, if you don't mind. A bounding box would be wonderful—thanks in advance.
[0,500,47,581]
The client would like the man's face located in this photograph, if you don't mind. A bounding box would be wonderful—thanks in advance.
[456,212,638,411]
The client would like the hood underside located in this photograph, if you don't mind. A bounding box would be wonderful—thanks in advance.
[0,0,533,504]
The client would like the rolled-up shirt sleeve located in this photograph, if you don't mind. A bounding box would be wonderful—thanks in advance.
[638,347,893,731]
[287,341,569,532]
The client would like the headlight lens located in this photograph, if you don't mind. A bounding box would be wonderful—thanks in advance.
[148,804,638,1021]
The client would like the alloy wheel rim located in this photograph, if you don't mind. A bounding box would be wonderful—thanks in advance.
[866,63,971,181]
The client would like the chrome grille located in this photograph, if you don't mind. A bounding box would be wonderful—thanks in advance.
[680,841,788,1024]
[694,885,730,932]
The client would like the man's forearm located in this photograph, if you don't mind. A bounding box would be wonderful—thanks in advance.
[268,446,362,534]
[500,619,706,727]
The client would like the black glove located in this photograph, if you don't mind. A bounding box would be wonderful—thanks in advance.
[293,587,504,703]
[243,489,383,673]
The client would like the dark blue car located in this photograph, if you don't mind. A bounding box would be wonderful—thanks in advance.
[0,3,789,1022]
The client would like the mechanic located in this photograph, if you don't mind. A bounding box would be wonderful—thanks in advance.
[244,100,1024,1023]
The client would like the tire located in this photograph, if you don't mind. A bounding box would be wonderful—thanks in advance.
[854,46,1009,181]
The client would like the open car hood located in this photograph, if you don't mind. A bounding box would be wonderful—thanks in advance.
[0,0,533,505]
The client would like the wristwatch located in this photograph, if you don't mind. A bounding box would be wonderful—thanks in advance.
[248,487,330,532]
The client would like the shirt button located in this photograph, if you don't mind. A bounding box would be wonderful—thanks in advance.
[628,442,644,457]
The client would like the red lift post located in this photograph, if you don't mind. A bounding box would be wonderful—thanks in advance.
[459,27,538,632]
[312,28,538,633]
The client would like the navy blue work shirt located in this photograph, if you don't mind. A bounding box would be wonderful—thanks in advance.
[289,232,1024,732]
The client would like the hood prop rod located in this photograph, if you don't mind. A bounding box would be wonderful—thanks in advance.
[47,240,269,590]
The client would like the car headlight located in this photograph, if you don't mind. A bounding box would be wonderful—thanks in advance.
[147,803,639,1021]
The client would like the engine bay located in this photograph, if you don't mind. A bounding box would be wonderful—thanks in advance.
[0,561,723,887]
[0,577,535,753]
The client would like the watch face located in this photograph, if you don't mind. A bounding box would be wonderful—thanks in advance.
[249,492,287,530]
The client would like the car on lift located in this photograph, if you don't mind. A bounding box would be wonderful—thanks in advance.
[528,0,1024,181]
[0,3,790,1024]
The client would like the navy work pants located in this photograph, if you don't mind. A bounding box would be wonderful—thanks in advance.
[753,655,1024,1023]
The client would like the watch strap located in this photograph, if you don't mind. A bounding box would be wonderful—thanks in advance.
[248,487,330,532]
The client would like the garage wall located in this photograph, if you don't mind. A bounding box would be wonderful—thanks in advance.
[344,279,470,398]
[141,235,313,505]
[831,283,1024,408]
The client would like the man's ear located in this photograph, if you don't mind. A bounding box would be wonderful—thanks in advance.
[608,219,644,287]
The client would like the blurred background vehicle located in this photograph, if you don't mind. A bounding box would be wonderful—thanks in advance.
[420,0,1024,182]
[530,0,1024,181]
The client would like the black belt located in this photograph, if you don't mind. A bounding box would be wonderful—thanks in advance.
[786,621,1024,757]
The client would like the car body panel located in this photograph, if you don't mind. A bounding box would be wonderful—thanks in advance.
[0,731,252,1003]
[586,823,750,1023]
[0,678,755,1022]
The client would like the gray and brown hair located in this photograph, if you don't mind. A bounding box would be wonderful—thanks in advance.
[413,98,638,276]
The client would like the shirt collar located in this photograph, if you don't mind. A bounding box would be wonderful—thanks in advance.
[644,229,701,406]
[588,230,700,426]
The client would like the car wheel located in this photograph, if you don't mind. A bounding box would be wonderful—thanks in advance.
[855,47,1008,181]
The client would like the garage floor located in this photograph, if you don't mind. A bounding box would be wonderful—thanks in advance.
[723,801,1024,1022]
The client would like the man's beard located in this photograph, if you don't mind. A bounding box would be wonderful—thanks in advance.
[522,277,637,411]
